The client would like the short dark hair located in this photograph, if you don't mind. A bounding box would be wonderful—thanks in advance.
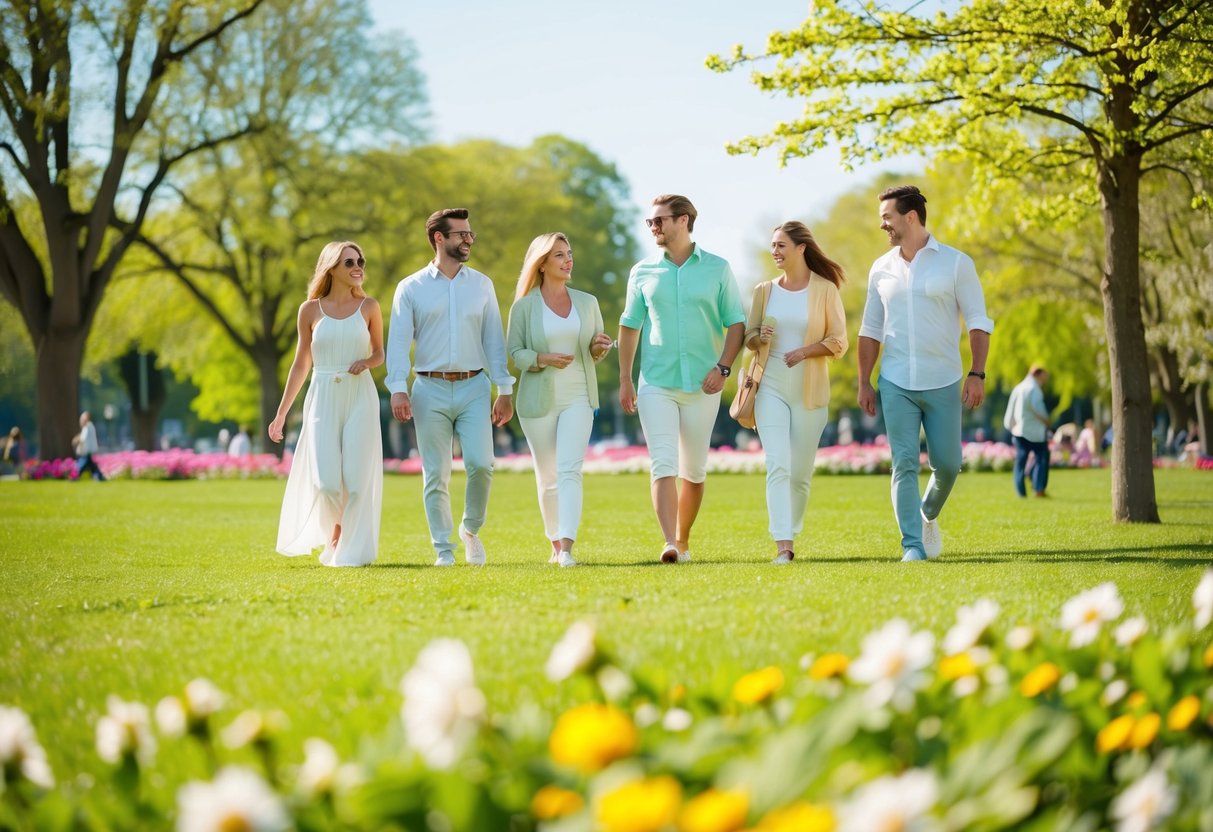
[652,194,697,232]
[426,208,470,251]
[878,185,927,225]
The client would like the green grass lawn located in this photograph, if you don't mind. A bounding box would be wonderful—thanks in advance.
[2,468,1211,779]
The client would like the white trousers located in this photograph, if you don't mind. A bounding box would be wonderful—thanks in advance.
[754,360,828,541]
[519,402,594,542]
[637,383,720,483]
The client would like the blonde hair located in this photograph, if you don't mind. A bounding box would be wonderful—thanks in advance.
[307,241,367,300]
[515,232,570,300]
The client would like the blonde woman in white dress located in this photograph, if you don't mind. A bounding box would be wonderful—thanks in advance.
[269,241,385,566]
[506,233,613,567]
[745,221,848,564]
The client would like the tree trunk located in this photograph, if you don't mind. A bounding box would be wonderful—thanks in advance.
[1196,382,1210,458]
[255,347,284,459]
[35,328,87,460]
[1099,157,1159,522]
[1151,348,1191,452]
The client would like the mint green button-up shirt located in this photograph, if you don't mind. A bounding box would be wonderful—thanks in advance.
[619,245,745,392]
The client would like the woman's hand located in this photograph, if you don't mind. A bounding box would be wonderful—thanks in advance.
[268,415,286,443]
[347,359,369,374]
[589,333,614,359]
[784,347,807,368]
[758,324,775,344]
[538,352,574,369]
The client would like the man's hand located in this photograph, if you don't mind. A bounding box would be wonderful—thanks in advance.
[858,380,877,417]
[619,379,637,415]
[391,392,412,423]
[492,395,514,426]
[962,376,985,410]
[701,366,726,395]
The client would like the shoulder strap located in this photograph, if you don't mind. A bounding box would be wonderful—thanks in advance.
[752,281,775,370]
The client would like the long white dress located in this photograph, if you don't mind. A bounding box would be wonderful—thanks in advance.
[276,300,382,566]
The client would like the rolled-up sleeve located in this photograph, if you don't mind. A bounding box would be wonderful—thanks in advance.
[718,264,746,327]
[619,266,646,329]
[857,267,887,342]
[955,253,994,334]
[385,280,413,394]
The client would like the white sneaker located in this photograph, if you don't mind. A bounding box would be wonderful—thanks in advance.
[459,523,486,565]
[676,551,692,563]
[660,544,679,564]
[548,551,560,564]
[772,551,794,565]
[557,552,577,568]
[921,512,942,559]
[901,548,927,562]
[434,553,455,567]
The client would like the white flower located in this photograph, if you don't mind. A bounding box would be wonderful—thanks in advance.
[296,738,339,797]
[221,710,285,750]
[545,620,597,682]
[634,703,661,728]
[662,708,693,732]
[1114,617,1149,648]
[400,639,486,770]
[1060,582,1124,647]
[596,665,634,701]
[848,619,935,712]
[95,696,156,765]
[156,697,187,737]
[176,766,289,832]
[1005,625,1036,651]
[943,599,1000,655]
[1110,768,1177,832]
[1194,569,1213,630]
[0,705,55,788]
[184,679,225,718]
[838,769,939,832]
[1102,679,1129,707]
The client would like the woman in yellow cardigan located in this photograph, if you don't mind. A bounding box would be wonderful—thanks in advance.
[506,232,613,567]
[745,221,848,564]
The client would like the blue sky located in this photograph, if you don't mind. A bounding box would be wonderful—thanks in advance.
[367,0,909,285]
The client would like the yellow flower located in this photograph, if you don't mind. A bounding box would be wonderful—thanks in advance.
[1167,695,1201,731]
[597,776,682,832]
[1020,662,1061,697]
[549,703,637,773]
[1203,643,1213,668]
[939,652,978,681]
[679,789,748,832]
[671,684,688,704]
[809,654,849,680]
[733,667,784,705]
[1096,714,1135,753]
[1126,691,1148,711]
[750,801,836,832]
[1128,712,1160,749]
[531,785,583,820]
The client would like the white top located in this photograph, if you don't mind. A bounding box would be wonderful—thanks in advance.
[1004,373,1049,442]
[858,235,994,391]
[79,422,99,455]
[385,262,513,394]
[767,283,810,361]
[542,302,582,358]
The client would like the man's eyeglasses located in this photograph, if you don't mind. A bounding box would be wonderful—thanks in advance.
[446,231,476,242]
[342,257,366,268]
[644,215,678,229]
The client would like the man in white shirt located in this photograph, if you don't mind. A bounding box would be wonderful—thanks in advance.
[386,208,514,566]
[1003,365,1051,497]
[74,410,106,481]
[857,185,994,562]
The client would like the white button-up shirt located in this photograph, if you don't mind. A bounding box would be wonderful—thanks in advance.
[385,262,513,395]
[858,235,994,391]
[1004,374,1049,442]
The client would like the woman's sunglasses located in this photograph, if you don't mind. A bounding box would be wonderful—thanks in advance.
[342,257,366,268]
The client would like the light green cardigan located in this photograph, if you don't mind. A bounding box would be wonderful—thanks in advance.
[506,287,606,419]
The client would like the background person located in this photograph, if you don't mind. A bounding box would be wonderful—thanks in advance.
[74,411,106,481]
[746,221,848,564]
[269,241,384,567]
[1004,365,1052,497]
[507,232,613,567]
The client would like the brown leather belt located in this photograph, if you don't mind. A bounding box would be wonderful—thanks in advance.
[418,369,483,381]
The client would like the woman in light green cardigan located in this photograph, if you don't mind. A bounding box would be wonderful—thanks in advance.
[506,232,613,567]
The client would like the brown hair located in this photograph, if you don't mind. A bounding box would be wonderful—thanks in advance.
[515,232,571,300]
[878,185,927,225]
[307,241,367,300]
[773,221,846,288]
[425,208,470,252]
[652,194,697,232]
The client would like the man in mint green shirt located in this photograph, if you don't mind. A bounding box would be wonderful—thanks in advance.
[618,194,745,564]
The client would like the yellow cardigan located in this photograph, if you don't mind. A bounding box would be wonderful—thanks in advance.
[743,275,848,410]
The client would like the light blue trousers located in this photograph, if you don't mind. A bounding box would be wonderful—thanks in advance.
[411,373,494,557]
[879,378,963,556]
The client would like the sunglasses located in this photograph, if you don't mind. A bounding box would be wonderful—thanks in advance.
[342,257,366,268]
[446,231,476,242]
[644,215,678,229]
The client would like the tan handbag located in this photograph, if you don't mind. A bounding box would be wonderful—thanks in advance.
[729,282,773,430]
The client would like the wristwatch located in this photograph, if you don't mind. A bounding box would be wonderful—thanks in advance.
[968,370,986,380]
[716,363,731,378]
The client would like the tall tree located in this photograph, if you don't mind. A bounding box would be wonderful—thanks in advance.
[710,0,1213,521]
[0,0,266,458]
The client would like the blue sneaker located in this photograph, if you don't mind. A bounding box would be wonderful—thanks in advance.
[901,549,928,562]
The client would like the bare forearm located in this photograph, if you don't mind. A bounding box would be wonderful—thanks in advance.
[968,330,990,373]
[719,323,744,367]
[618,327,640,382]
[857,336,880,384]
